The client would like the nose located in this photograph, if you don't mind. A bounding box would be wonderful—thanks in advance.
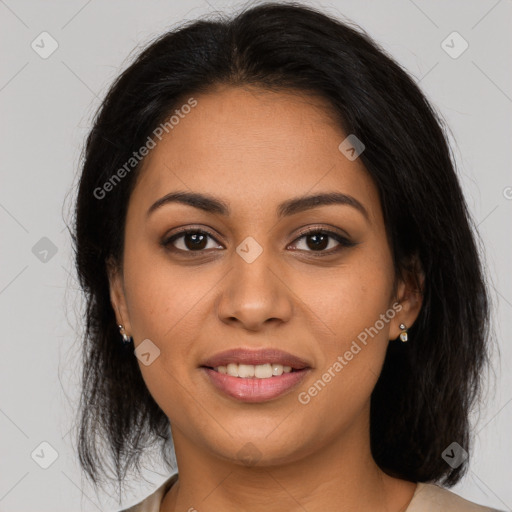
[215,244,294,332]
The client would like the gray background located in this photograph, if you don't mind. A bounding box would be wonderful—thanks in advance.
[0,0,511,510]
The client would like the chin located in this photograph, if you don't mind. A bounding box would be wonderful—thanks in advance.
[203,429,312,468]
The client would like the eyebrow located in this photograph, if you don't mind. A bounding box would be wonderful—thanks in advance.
[147,191,369,221]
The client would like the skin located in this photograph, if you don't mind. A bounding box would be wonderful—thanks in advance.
[108,85,423,512]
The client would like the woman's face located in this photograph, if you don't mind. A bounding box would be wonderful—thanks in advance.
[109,85,421,467]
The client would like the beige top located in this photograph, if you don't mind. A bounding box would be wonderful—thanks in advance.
[121,473,504,512]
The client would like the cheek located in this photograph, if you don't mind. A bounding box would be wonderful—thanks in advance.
[122,247,223,400]
[298,250,394,344]
[121,252,214,423]
[122,242,206,339]
[294,244,395,412]
[295,276,394,430]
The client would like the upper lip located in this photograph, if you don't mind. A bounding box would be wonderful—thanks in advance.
[201,348,311,370]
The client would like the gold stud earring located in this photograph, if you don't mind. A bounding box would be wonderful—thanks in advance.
[399,323,408,342]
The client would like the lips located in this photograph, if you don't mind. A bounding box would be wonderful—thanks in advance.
[202,367,310,402]
[200,348,312,402]
[201,348,311,370]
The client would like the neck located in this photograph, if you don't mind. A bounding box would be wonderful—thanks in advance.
[160,411,416,512]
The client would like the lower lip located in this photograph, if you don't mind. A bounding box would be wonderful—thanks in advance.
[201,367,310,403]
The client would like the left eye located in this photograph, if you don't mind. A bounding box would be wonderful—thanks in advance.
[289,229,353,254]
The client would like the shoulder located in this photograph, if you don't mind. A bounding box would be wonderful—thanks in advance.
[119,473,178,512]
[407,482,505,512]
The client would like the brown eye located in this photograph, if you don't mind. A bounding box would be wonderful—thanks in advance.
[161,226,356,257]
[289,229,356,255]
[163,229,223,253]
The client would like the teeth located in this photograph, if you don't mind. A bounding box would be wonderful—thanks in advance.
[238,364,254,378]
[214,363,295,378]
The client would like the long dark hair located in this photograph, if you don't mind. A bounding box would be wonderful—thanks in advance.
[72,1,491,494]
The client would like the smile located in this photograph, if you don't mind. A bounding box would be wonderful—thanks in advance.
[201,366,310,403]
[212,363,294,378]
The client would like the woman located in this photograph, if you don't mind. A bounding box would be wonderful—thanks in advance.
[72,2,502,511]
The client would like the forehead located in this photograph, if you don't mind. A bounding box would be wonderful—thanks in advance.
[130,86,380,223]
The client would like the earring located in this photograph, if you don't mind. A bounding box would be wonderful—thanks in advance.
[118,324,133,345]
[399,323,408,343]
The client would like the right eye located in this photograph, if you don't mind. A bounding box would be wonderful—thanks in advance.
[162,228,224,253]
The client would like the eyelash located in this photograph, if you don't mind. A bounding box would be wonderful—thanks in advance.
[161,226,357,257]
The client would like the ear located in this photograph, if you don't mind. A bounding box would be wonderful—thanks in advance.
[389,254,424,340]
[106,256,132,335]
